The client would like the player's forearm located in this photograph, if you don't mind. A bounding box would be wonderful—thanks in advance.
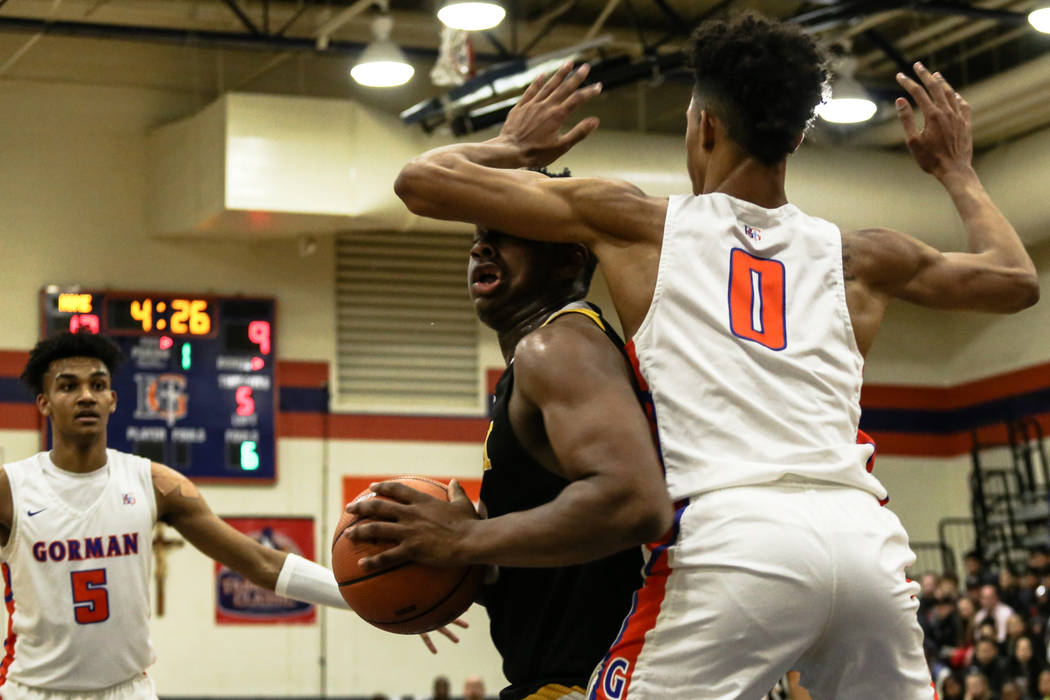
[458,478,668,568]
[941,167,1036,274]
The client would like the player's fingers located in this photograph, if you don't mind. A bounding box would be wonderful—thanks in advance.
[370,481,430,504]
[358,543,411,570]
[933,71,958,112]
[563,83,603,113]
[346,519,405,542]
[419,633,438,654]
[518,71,547,104]
[913,62,950,111]
[451,617,469,629]
[348,498,408,521]
[534,61,574,102]
[894,97,919,141]
[435,625,461,644]
[549,63,591,102]
[448,479,471,505]
[956,92,971,123]
[896,69,935,116]
[559,116,600,150]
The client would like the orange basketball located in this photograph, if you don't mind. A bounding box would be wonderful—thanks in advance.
[331,476,484,634]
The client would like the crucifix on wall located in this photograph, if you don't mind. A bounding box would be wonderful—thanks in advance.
[152,522,184,617]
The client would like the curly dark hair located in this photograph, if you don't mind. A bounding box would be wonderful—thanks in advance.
[688,14,828,165]
[20,331,124,395]
[527,166,599,292]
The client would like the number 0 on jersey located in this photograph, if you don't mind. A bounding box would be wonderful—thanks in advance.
[728,248,787,351]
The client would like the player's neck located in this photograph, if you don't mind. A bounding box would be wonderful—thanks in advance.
[497,299,574,364]
[703,155,789,209]
[49,436,108,473]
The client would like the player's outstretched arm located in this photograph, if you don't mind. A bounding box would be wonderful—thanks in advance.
[347,317,672,569]
[0,466,12,547]
[394,63,666,251]
[151,462,344,608]
[858,62,1039,312]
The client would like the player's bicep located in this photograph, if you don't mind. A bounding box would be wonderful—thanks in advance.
[898,248,1037,311]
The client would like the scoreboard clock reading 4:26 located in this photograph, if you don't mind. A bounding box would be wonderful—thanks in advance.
[40,288,277,483]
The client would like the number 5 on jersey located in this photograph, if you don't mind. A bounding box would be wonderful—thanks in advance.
[728,248,787,351]
[71,569,109,624]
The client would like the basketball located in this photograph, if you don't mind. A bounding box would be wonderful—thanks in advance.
[331,476,484,634]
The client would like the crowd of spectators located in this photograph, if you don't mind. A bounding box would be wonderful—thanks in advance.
[920,545,1050,699]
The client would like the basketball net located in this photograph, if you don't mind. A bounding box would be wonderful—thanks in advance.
[430,26,475,86]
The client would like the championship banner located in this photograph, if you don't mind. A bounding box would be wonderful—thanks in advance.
[215,516,316,625]
[342,475,483,510]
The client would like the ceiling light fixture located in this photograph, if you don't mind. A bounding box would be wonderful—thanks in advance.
[350,14,415,87]
[1029,7,1050,33]
[817,55,877,124]
[437,1,506,31]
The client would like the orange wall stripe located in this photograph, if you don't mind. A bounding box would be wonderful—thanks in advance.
[0,403,39,431]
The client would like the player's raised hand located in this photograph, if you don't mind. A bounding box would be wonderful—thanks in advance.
[895,62,973,179]
[499,61,603,167]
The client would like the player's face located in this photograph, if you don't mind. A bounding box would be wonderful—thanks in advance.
[38,357,116,440]
[468,228,556,328]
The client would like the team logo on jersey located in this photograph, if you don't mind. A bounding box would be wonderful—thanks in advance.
[134,372,188,425]
[743,225,762,241]
[602,657,631,699]
[122,493,136,505]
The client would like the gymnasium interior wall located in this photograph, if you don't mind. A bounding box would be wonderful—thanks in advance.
[1,77,1049,696]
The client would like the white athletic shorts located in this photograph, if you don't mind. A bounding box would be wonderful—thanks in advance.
[587,479,936,700]
[0,674,157,700]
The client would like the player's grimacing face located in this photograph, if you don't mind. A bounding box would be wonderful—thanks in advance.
[468,229,551,322]
[38,357,117,437]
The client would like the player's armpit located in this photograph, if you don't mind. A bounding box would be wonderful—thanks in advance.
[845,227,1039,313]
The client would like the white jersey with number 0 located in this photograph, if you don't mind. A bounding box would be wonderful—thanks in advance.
[630,193,886,502]
[0,450,156,691]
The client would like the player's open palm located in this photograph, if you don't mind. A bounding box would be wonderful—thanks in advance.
[500,61,602,167]
[895,61,973,179]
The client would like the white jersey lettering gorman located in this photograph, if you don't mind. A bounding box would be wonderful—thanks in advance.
[0,450,156,691]
[630,192,887,501]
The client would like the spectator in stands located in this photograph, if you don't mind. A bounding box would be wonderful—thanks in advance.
[1037,668,1050,700]
[970,637,1009,690]
[427,676,451,700]
[941,673,965,700]
[1002,570,1024,612]
[1007,614,1029,656]
[942,573,962,599]
[1007,635,1045,697]
[464,675,485,700]
[964,672,992,700]
[921,572,942,617]
[1030,546,1050,578]
[967,551,998,590]
[978,584,1019,643]
[1000,680,1021,700]
[927,594,966,664]
[1017,570,1041,618]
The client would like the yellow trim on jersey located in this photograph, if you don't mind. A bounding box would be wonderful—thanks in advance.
[541,306,606,331]
[524,683,587,700]
[482,421,494,471]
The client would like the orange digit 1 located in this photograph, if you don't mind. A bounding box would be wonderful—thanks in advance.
[71,569,109,624]
[728,248,786,351]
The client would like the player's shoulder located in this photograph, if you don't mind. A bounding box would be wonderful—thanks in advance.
[842,227,927,285]
[513,313,624,393]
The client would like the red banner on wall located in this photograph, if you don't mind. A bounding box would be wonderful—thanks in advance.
[215,516,317,625]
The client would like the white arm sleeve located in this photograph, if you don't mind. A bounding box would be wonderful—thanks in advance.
[274,553,351,610]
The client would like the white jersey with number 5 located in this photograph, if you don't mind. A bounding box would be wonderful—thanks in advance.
[630,193,886,502]
[0,450,156,691]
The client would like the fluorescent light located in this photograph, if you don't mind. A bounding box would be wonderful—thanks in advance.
[818,97,878,124]
[437,1,506,31]
[1030,7,1050,33]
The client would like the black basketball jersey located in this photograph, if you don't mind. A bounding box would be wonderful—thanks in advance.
[480,302,645,700]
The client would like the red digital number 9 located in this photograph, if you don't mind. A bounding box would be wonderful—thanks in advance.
[71,569,109,624]
[728,248,786,351]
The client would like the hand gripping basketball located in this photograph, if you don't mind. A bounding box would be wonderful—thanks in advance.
[332,477,484,634]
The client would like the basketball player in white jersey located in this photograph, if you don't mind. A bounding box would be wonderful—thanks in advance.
[0,332,459,699]
[391,14,1039,700]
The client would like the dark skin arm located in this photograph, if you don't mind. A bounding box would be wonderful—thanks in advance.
[844,63,1039,355]
[346,314,672,570]
[0,466,11,547]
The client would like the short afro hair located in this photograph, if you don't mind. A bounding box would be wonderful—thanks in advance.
[21,332,124,396]
[530,166,599,292]
[688,14,828,165]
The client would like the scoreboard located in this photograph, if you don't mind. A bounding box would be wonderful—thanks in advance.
[40,288,277,483]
